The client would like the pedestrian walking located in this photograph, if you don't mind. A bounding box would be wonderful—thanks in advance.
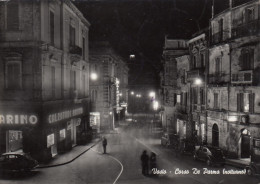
[149,152,157,175]
[102,137,107,154]
[140,150,149,176]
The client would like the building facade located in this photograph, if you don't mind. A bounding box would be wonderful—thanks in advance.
[89,42,128,132]
[160,38,188,133]
[0,0,90,161]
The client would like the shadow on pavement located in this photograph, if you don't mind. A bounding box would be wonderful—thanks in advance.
[0,170,40,180]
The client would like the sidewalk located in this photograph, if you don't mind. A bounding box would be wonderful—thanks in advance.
[226,158,250,168]
[38,138,101,168]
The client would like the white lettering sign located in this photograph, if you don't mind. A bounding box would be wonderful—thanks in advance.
[0,115,38,125]
[48,108,83,124]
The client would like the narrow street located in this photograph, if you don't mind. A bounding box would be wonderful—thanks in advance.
[0,123,259,184]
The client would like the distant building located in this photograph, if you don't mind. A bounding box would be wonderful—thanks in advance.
[89,42,128,132]
[160,37,188,133]
[0,0,90,161]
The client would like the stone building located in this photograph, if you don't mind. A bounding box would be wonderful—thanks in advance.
[0,0,90,161]
[187,32,209,144]
[208,0,260,159]
[160,37,188,133]
[175,55,190,140]
[89,42,128,132]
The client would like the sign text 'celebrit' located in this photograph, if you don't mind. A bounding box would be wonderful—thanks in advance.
[48,108,83,124]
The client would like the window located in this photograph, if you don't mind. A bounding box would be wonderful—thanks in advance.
[91,90,97,102]
[237,93,255,113]
[246,8,254,22]
[82,37,86,60]
[5,61,22,89]
[7,1,19,30]
[70,25,75,46]
[213,93,219,109]
[192,88,198,104]
[181,92,187,106]
[201,53,205,67]
[70,70,76,97]
[219,19,223,39]
[215,57,221,75]
[51,66,55,98]
[193,56,197,69]
[200,88,205,105]
[177,94,181,103]
[82,74,86,96]
[241,49,254,70]
[50,11,55,45]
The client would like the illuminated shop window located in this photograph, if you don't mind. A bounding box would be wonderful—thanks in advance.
[47,134,55,148]
[59,129,66,141]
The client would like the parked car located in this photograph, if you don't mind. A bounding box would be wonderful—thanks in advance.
[245,162,260,176]
[161,133,179,148]
[193,145,225,166]
[0,152,38,173]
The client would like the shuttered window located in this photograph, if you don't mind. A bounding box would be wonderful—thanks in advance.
[50,11,55,46]
[237,93,255,113]
[213,93,219,109]
[7,1,19,30]
[6,62,21,89]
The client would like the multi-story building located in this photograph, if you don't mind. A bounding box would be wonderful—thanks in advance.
[208,0,260,159]
[160,37,188,133]
[0,0,90,161]
[89,41,128,132]
[187,32,209,144]
[175,55,190,140]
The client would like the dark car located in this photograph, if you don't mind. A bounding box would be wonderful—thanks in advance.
[161,133,179,148]
[245,162,260,176]
[193,146,225,166]
[0,152,38,173]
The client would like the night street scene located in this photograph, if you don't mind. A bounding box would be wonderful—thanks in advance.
[1,0,260,183]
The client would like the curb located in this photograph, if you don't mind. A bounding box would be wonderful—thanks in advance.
[37,139,102,169]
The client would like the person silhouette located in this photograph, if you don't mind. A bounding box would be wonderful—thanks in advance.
[140,150,149,176]
[102,137,107,154]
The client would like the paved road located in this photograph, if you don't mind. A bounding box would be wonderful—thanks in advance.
[0,125,259,184]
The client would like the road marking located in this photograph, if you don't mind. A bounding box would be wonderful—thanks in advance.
[90,148,124,184]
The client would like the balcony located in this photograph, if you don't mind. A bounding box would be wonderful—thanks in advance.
[187,68,205,82]
[208,72,227,84]
[69,45,82,64]
[211,32,223,45]
[232,19,260,39]
[231,70,253,84]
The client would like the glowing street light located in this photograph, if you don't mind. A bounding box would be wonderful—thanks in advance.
[90,73,98,80]
[149,92,155,98]
[131,91,134,95]
[194,78,202,85]
[129,54,135,59]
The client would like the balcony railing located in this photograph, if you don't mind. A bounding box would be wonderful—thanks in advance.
[231,70,253,84]
[208,72,227,84]
[187,68,205,82]
[232,19,260,38]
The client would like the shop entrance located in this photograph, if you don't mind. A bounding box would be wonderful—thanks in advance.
[47,133,57,157]
[212,124,219,147]
[70,118,81,146]
[6,130,23,152]
[241,128,250,158]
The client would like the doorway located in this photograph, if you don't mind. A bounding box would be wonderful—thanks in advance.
[241,128,250,158]
[212,124,219,147]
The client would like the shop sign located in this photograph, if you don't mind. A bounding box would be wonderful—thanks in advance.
[0,114,38,125]
[48,107,83,124]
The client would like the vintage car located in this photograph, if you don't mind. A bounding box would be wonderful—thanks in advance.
[0,152,38,173]
[193,145,225,166]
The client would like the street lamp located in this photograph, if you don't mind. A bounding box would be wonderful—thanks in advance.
[194,78,202,85]
[149,92,155,98]
[131,91,134,95]
[90,72,98,80]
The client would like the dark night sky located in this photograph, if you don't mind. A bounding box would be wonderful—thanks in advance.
[74,0,250,91]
